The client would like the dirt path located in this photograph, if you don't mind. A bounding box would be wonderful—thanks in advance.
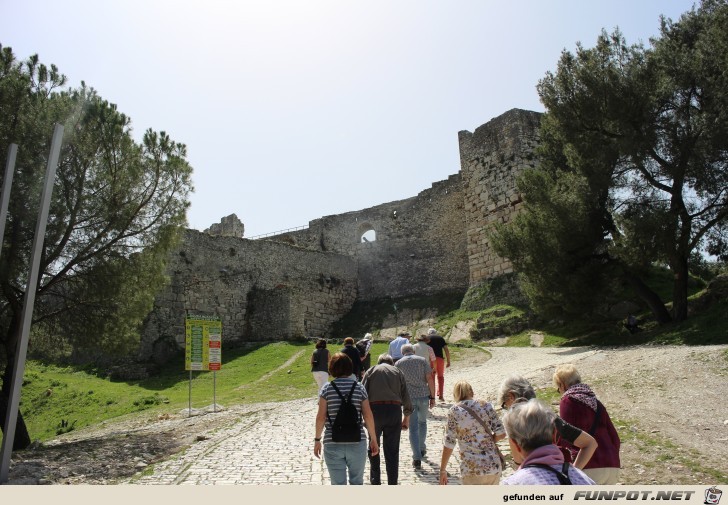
[449,344,728,485]
[244,349,306,386]
[6,344,727,484]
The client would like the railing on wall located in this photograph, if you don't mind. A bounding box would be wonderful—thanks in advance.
[248,224,309,240]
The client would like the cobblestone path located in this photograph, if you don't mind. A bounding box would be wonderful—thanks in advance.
[129,346,599,485]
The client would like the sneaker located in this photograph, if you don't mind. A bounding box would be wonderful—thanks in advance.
[421,448,427,458]
[413,460,422,470]
[438,396,445,401]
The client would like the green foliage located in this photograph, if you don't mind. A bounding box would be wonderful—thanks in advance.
[0,45,193,363]
[492,1,728,323]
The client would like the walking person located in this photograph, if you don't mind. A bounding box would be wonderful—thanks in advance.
[395,344,436,469]
[388,331,410,363]
[553,364,621,484]
[314,352,379,485]
[356,333,373,378]
[340,337,362,380]
[498,375,598,469]
[501,399,595,485]
[426,328,450,401]
[439,381,506,485]
[310,339,330,392]
[413,334,436,383]
[361,354,412,485]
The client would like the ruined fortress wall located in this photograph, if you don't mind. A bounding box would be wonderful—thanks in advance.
[263,173,468,301]
[355,174,468,300]
[139,230,358,363]
[140,108,541,364]
[458,109,541,285]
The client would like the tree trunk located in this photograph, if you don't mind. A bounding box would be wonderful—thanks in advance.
[0,317,32,451]
[671,256,690,322]
[0,388,32,451]
[622,268,673,324]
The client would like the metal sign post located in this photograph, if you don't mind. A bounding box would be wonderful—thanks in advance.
[184,314,222,417]
[0,124,64,484]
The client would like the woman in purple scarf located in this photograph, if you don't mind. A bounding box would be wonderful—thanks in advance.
[554,364,621,484]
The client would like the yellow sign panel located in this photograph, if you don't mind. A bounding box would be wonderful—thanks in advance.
[185,315,222,371]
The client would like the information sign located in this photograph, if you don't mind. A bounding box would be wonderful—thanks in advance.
[185,315,222,371]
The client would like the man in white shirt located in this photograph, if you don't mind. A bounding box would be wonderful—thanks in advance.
[388,331,410,363]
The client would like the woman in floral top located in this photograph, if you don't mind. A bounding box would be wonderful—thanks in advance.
[439,381,506,485]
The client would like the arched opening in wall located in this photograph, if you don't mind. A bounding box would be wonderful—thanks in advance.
[357,223,376,243]
[361,229,376,243]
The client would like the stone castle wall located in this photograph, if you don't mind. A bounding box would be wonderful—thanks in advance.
[140,230,358,363]
[266,173,468,301]
[458,109,541,285]
[139,108,541,363]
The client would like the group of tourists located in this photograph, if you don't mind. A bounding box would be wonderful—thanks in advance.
[310,333,620,486]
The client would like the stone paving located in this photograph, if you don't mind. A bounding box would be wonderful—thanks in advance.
[129,346,598,485]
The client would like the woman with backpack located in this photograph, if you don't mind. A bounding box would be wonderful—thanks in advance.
[313,352,379,485]
[554,364,621,484]
[501,399,595,485]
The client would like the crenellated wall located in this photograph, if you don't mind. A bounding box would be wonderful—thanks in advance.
[139,108,541,363]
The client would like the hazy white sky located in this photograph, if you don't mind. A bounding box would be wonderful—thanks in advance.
[1,0,696,237]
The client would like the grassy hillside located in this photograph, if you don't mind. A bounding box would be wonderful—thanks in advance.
[5,342,316,443]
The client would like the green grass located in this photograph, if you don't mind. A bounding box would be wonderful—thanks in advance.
[535,386,561,406]
[4,342,316,444]
[503,333,532,347]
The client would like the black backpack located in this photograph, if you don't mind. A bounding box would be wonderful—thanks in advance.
[327,381,362,442]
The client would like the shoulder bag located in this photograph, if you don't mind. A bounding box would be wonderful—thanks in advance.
[458,402,507,469]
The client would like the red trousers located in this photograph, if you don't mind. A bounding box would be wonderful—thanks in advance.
[435,357,446,398]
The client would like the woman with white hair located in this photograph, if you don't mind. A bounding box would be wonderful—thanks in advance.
[498,375,598,469]
[501,399,594,485]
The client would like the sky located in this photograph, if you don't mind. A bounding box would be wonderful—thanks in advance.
[0,0,697,238]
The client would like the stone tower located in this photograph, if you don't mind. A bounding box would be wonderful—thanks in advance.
[458,108,541,286]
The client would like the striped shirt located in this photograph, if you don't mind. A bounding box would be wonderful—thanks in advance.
[319,377,368,444]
